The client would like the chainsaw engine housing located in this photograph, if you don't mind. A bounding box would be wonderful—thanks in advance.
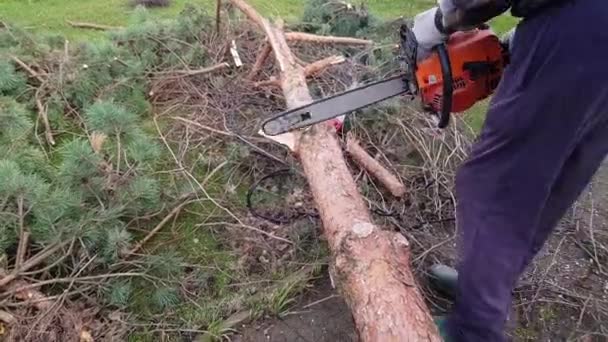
[416,28,506,114]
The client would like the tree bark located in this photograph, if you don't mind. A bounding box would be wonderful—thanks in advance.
[228,1,440,340]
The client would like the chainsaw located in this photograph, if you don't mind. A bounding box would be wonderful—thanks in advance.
[261,24,509,136]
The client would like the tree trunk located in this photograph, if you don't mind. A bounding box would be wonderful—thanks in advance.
[227,1,440,340]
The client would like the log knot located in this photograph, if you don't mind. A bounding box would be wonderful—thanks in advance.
[352,221,375,238]
[392,232,410,248]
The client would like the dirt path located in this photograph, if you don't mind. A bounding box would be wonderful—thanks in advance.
[234,162,608,341]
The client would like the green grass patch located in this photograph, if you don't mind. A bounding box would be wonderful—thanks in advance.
[1,0,518,41]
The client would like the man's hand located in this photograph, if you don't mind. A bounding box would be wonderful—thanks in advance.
[412,7,447,60]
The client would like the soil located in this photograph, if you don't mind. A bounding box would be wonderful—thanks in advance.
[233,279,356,342]
[233,162,608,342]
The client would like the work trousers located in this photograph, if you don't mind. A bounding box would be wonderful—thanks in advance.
[448,0,608,340]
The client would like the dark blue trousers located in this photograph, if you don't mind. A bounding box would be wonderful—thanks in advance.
[448,0,608,340]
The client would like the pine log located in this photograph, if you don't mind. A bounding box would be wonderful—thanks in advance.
[228,1,440,340]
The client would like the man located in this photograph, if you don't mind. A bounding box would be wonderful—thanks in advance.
[411,0,608,340]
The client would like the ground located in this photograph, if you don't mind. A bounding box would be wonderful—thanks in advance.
[233,163,608,341]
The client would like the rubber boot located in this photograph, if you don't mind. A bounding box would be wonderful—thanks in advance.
[429,264,458,299]
[434,316,451,341]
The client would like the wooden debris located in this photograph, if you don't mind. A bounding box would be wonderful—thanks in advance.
[346,134,406,197]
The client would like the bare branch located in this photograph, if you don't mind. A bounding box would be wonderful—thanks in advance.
[66,20,123,31]
[304,55,346,77]
[154,62,230,77]
[10,55,45,83]
[35,89,56,146]
[247,43,272,81]
[285,32,373,46]
[346,134,406,198]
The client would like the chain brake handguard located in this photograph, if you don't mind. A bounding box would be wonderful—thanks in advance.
[399,24,453,128]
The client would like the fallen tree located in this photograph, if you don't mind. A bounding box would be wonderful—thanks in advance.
[225,0,440,340]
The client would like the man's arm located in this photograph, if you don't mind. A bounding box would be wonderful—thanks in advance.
[437,0,512,33]
[412,0,512,59]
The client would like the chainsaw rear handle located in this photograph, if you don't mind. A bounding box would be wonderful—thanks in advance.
[435,44,453,129]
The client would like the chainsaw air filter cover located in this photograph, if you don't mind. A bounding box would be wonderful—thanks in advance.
[416,28,506,114]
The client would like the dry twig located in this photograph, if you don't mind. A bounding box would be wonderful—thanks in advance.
[285,32,373,46]
[154,62,230,77]
[10,55,45,83]
[35,87,56,146]
[66,20,123,31]
[247,43,272,81]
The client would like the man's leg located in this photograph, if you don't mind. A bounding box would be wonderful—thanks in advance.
[447,1,608,339]
[523,124,608,270]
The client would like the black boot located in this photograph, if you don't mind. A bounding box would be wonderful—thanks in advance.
[429,264,458,299]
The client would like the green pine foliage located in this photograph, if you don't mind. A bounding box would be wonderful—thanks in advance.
[85,101,138,136]
[300,0,378,37]
[110,5,212,71]
[0,97,32,147]
[107,279,133,307]
[0,4,333,336]
[152,286,180,310]
[0,61,27,96]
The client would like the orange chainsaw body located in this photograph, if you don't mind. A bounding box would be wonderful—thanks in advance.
[416,28,506,114]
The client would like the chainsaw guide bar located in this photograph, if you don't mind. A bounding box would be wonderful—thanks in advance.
[261,75,411,136]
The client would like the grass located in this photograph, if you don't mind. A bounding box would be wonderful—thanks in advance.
[0,0,518,41]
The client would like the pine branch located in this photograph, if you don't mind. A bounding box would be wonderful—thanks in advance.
[9,55,45,83]
[0,241,69,288]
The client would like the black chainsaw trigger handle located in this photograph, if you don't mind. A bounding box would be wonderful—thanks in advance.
[436,43,453,129]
